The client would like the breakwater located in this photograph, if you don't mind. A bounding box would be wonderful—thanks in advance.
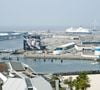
[24,52,95,60]
[52,70,100,76]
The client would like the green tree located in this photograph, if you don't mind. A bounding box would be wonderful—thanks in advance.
[64,77,74,90]
[73,72,90,90]
[73,77,80,90]
[51,75,59,81]
[50,75,59,88]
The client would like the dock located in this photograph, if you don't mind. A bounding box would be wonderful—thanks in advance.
[24,52,95,60]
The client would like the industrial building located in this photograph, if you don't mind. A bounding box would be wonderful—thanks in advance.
[23,34,46,51]
[95,47,100,56]
[53,42,75,55]
[81,41,100,45]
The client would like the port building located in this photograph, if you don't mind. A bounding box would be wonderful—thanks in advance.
[95,47,100,56]
[0,62,52,90]
[23,34,46,51]
[53,42,75,54]
[81,41,100,45]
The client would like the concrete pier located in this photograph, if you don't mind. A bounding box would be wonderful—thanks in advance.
[24,52,95,60]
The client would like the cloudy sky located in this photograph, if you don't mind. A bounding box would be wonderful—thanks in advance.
[0,0,100,27]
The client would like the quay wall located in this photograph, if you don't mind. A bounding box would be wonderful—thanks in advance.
[24,52,95,60]
[38,70,100,75]
[53,70,100,76]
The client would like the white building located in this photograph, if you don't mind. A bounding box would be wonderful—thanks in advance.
[0,62,52,90]
[95,47,100,56]
[53,42,75,55]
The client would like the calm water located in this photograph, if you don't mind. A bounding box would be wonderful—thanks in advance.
[0,38,23,50]
[0,39,100,73]
[21,58,100,73]
[0,55,100,73]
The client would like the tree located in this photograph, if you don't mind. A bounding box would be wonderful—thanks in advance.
[73,72,90,90]
[64,77,74,90]
[51,75,59,81]
[50,75,60,88]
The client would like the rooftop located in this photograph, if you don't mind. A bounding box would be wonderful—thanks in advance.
[0,61,52,90]
[10,62,25,71]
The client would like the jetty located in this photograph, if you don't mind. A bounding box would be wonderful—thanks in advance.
[24,52,95,60]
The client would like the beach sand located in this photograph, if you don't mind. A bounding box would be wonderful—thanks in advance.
[62,74,100,90]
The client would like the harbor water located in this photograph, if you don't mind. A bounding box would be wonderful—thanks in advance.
[0,38,23,50]
[0,38,100,73]
[0,54,100,74]
[22,58,100,73]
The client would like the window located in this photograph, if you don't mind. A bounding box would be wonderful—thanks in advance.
[55,48,63,50]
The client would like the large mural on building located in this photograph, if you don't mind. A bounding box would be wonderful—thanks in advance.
[23,35,46,50]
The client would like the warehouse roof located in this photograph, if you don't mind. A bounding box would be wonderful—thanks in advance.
[10,62,25,71]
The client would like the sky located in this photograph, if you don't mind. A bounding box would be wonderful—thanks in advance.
[0,0,100,27]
